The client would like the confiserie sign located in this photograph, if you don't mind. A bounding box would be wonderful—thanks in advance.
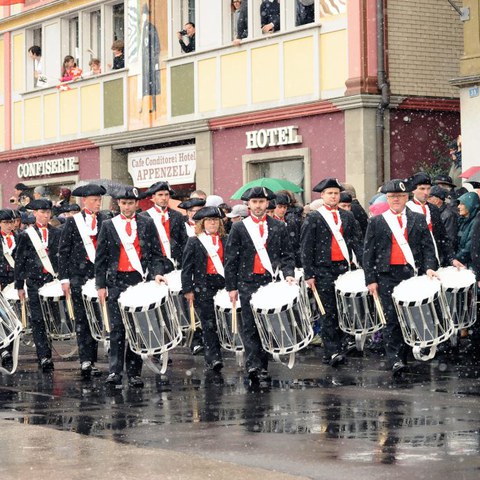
[17,157,79,178]
[128,145,196,187]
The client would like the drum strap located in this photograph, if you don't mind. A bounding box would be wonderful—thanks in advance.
[197,233,225,277]
[317,206,357,267]
[243,217,275,278]
[1,239,15,268]
[382,210,417,274]
[73,212,96,263]
[112,215,145,279]
[147,207,172,261]
[406,201,440,263]
[25,226,56,277]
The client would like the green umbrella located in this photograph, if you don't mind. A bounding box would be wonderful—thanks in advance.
[230,178,303,200]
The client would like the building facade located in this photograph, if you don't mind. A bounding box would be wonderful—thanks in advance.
[0,0,464,207]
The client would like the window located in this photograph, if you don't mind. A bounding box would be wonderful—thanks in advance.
[113,3,125,41]
[68,16,80,63]
[90,10,102,59]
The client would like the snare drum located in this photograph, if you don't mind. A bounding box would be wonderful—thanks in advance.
[335,269,383,351]
[38,280,76,341]
[118,281,182,374]
[250,281,313,368]
[82,278,109,342]
[295,269,314,321]
[392,276,454,361]
[165,269,200,332]
[0,291,22,374]
[2,283,31,336]
[437,267,477,339]
[213,289,244,352]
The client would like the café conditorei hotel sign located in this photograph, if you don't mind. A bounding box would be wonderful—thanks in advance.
[128,145,196,188]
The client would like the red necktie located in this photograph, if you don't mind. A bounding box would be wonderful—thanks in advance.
[259,220,264,237]
[6,235,12,249]
[125,220,132,236]
[91,214,97,230]
[332,210,338,225]
[212,235,217,246]
[397,215,403,228]
[41,227,47,243]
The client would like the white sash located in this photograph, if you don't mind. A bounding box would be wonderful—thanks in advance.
[197,233,225,277]
[382,210,417,274]
[2,236,15,268]
[185,222,195,237]
[406,201,439,262]
[243,216,275,278]
[73,212,97,263]
[26,226,56,277]
[318,206,357,266]
[147,207,172,260]
[112,215,145,278]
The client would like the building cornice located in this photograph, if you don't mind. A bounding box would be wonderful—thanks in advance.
[450,75,480,88]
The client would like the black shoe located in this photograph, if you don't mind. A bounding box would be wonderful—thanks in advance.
[322,355,331,365]
[258,369,271,386]
[1,352,13,370]
[211,360,223,373]
[392,361,408,377]
[128,376,144,388]
[105,373,122,386]
[248,367,260,382]
[329,353,345,367]
[192,345,204,356]
[40,358,54,372]
[81,361,92,379]
[91,365,102,377]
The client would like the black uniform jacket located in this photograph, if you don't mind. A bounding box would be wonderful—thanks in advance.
[469,214,480,281]
[58,211,107,284]
[181,235,227,294]
[224,217,295,291]
[300,208,363,280]
[14,225,60,289]
[140,207,188,266]
[95,215,173,289]
[0,232,18,285]
[363,209,438,285]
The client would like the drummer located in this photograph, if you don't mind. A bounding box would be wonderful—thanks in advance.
[181,206,227,372]
[58,184,107,379]
[0,209,17,370]
[363,179,438,376]
[300,178,363,366]
[224,186,296,386]
[177,197,206,237]
[95,187,173,388]
[14,199,61,372]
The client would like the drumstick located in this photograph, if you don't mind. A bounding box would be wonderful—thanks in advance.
[101,300,111,333]
[232,300,238,335]
[66,295,75,321]
[373,293,387,326]
[185,301,196,348]
[21,298,27,329]
[311,283,326,316]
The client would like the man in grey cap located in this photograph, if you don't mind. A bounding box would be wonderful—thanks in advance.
[226,204,249,223]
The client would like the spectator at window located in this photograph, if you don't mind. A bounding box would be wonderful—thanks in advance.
[231,0,242,40]
[111,40,125,69]
[296,0,314,26]
[28,45,46,87]
[60,55,82,82]
[177,22,196,53]
[233,0,248,45]
[260,0,280,34]
[84,58,102,77]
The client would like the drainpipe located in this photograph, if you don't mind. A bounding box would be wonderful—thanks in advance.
[376,0,389,185]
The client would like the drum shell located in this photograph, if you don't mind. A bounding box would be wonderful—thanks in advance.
[82,279,109,342]
[2,283,32,336]
[214,290,244,352]
[0,291,22,350]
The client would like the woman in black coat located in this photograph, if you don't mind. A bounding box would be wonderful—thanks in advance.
[181,207,227,372]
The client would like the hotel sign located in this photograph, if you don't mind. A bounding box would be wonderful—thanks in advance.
[246,126,302,149]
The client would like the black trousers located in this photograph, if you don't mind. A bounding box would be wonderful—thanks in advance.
[315,261,349,357]
[26,274,54,362]
[377,265,414,367]
[238,274,271,372]
[70,276,98,365]
[106,271,143,377]
[194,274,224,366]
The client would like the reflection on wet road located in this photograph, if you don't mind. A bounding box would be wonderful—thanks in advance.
[1,345,480,479]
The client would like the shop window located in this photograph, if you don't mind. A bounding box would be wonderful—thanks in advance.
[242,147,311,204]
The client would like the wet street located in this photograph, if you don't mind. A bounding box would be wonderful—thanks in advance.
[1,341,480,480]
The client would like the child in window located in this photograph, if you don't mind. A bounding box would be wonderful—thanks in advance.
[83,58,102,77]
[60,55,83,82]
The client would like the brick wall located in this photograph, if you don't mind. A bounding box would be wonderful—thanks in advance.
[387,0,463,98]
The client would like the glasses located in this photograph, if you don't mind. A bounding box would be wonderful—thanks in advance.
[386,194,408,199]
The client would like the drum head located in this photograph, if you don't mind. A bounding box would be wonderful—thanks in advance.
[392,276,441,304]
[437,267,475,290]
[335,269,368,295]
[81,278,98,299]
[119,281,169,310]
[2,283,21,301]
[214,289,242,309]
[165,270,182,293]
[39,280,64,299]
[251,282,300,311]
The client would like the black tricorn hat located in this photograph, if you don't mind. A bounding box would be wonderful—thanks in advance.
[381,179,411,194]
[65,203,81,213]
[433,174,456,189]
[147,181,176,196]
[14,183,30,191]
[240,186,276,201]
[71,184,107,197]
[312,178,344,193]
[465,180,480,189]
[192,206,225,221]
[178,198,206,210]
[429,185,448,201]
[409,172,432,188]
[274,193,291,206]
[0,209,14,221]
[339,192,353,203]
[112,187,144,200]
[267,200,276,210]
[25,199,53,211]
